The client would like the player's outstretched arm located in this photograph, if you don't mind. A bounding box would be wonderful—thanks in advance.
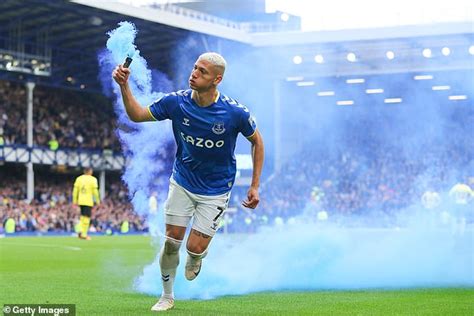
[243,129,264,209]
[112,65,154,122]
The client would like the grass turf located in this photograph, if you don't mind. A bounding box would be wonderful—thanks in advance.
[1,235,473,315]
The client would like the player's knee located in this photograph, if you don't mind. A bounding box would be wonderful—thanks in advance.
[186,241,207,255]
[163,236,182,254]
[186,233,211,254]
[160,236,182,269]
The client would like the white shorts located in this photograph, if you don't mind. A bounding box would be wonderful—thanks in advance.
[164,178,230,237]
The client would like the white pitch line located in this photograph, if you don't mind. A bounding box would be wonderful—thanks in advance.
[0,242,81,251]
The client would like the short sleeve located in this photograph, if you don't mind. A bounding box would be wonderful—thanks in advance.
[237,104,257,138]
[148,93,176,121]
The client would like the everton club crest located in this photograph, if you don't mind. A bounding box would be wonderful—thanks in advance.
[212,122,225,135]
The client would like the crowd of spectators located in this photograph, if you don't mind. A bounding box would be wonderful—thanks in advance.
[1,122,472,234]
[1,79,473,233]
[0,80,120,151]
[0,172,146,234]
[246,107,474,228]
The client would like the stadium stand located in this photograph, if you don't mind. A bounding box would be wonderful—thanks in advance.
[0,165,145,234]
[0,80,120,151]
[1,98,473,234]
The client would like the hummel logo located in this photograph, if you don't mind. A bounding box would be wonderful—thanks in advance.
[162,274,170,282]
[182,118,190,126]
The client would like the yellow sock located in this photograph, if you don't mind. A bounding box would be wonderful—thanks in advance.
[81,216,91,237]
[79,216,85,235]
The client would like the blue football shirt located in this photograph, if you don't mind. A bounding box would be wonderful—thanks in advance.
[148,89,257,195]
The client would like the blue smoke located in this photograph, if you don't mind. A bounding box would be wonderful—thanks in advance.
[135,217,472,299]
[99,23,473,300]
[99,21,173,236]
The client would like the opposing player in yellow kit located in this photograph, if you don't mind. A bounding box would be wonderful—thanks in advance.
[73,168,100,240]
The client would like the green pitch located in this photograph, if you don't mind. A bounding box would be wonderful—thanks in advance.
[1,236,473,315]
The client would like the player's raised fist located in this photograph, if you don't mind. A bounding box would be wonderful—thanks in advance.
[112,65,130,86]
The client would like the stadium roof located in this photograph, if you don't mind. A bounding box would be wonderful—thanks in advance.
[0,0,231,92]
[0,0,472,93]
[72,1,474,46]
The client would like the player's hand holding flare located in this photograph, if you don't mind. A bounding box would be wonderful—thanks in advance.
[243,186,260,209]
[112,64,130,86]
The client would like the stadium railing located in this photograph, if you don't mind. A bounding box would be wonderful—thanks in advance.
[0,144,125,170]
